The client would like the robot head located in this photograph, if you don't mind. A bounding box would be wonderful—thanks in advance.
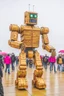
[24,11,38,25]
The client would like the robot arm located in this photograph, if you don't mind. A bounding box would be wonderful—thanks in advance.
[40,27,56,56]
[8,24,23,49]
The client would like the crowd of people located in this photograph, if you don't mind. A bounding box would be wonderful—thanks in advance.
[42,54,64,73]
[0,52,19,96]
[0,51,64,96]
[25,53,64,74]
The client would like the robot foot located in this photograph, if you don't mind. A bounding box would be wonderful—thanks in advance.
[15,78,28,90]
[32,78,46,89]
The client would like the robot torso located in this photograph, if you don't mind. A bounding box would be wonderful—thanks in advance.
[20,25,40,48]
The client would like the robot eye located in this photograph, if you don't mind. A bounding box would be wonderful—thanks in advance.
[30,14,33,18]
[30,14,37,18]
[33,14,37,18]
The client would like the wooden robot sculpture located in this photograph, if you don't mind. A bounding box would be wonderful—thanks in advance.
[8,10,56,89]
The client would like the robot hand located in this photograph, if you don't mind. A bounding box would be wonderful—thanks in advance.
[43,44,56,56]
[51,49,56,56]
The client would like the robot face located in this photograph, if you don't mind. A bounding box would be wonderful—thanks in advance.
[24,11,38,25]
[29,13,37,24]
[30,13,37,18]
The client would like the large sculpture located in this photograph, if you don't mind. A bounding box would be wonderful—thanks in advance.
[8,11,56,89]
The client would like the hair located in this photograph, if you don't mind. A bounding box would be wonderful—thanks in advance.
[7,54,10,56]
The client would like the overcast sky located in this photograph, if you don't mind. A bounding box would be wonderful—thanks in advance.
[0,0,64,55]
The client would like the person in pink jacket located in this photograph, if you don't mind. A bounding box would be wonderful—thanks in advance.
[4,54,11,74]
[48,55,56,73]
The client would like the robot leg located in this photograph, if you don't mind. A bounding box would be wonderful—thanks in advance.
[15,51,28,89]
[32,51,46,89]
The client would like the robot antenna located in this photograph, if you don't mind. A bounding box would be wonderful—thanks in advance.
[28,4,30,11]
[33,5,35,12]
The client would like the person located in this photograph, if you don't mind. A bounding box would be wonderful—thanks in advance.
[0,67,4,96]
[43,54,49,70]
[16,56,19,66]
[11,53,16,71]
[29,58,34,68]
[48,55,56,73]
[0,55,4,96]
[0,55,4,69]
[26,57,29,66]
[62,54,64,72]
[57,54,62,72]
[4,54,11,74]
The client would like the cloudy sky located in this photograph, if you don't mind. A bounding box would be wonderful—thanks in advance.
[0,0,64,55]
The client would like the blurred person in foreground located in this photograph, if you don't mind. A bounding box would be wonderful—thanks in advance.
[0,55,4,96]
[0,55,4,69]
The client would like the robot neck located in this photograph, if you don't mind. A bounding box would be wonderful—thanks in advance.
[26,24,34,27]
